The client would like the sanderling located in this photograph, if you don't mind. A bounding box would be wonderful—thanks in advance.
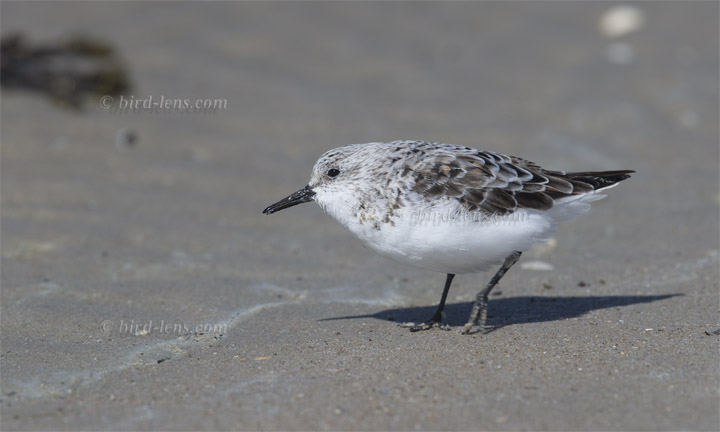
[263,140,633,334]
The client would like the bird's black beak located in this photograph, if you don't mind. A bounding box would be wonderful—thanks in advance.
[263,185,316,215]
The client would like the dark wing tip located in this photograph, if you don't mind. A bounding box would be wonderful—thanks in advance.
[566,170,634,190]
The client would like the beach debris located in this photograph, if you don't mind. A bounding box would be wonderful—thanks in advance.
[521,260,555,271]
[1,32,130,109]
[599,5,646,38]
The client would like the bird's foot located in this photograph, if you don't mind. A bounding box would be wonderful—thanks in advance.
[399,319,451,332]
[460,321,492,335]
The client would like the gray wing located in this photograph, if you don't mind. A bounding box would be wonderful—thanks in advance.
[410,149,632,215]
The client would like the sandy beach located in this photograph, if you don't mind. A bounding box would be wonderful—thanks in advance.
[1,2,718,430]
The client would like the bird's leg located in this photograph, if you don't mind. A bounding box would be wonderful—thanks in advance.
[462,251,521,335]
[400,273,455,331]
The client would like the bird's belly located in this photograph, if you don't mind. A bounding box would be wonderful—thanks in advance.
[352,211,552,274]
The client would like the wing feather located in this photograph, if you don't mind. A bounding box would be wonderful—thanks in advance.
[408,143,633,216]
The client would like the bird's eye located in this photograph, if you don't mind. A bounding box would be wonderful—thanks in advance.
[327,168,340,178]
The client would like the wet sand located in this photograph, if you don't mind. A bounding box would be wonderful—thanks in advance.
[1,2,718,430]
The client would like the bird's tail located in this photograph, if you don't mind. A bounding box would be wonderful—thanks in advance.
[564,170,634,191]
[543,169,634,223]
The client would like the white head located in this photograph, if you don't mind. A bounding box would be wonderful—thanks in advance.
[263,143,386,221]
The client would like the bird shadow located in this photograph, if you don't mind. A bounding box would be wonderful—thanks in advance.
[320,294,682,331]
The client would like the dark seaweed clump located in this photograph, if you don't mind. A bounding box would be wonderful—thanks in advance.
[1,33,131,109]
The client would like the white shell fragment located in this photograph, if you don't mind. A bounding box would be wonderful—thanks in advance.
[599,5,646,38]
[520,260,555,271]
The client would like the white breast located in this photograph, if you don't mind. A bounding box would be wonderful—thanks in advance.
[320,187,605,275]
